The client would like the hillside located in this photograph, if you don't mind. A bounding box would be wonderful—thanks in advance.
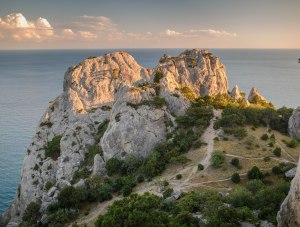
[1,49,299,227]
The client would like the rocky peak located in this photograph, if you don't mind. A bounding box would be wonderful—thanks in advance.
[288,106,300,140]
[230,85,243,100]
[248,87,266,103]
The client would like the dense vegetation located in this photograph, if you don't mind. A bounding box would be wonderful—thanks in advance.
[45,136,62,160]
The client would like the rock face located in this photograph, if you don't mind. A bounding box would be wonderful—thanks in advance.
[230,85,243,100]
[288,106,300,140]
[277,107,300,226]
[248,87,266,103]
[277,158,300,226]
[2,49,229,226]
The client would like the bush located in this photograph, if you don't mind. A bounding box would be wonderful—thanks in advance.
[224,127,247,139]
[231,173,241,183]
[163,188,174,199]
[176,174,182,180]
[198,163,204,171]
[137,175,144,183]
[47,208,77,225]
[263,156,271,162]
[153,71,163,83]
[273,147,281,157]
[22,202,41,225]
[105,158,122,176]
[57,186,87,208]
[246,180,264,194]
[211,151,225,168]
[122,185,133,197]
[247,166,263,180]
[226,188,254,208]
[45,135,62,160]
[285,139,299,148]
[44,181,54,191]
[231,158,240,167]
[261,134,269,141]
[272,166,282,175]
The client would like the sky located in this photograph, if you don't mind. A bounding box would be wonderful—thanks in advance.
[0,0,299,49]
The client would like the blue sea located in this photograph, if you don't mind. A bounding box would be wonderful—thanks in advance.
[0,49,299,213]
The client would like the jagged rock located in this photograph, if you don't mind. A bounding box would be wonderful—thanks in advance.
[2,49,230,226]
[157,49,229,115]
[277,158,300,226]
[230,85,243,100]
[248,87,266,103]
[47,186,57,197]
[288,106,300,140]
[285,167,297,178]
[74,179,86,189]
[92,154,105,176]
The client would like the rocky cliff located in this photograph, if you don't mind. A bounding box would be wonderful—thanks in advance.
[277,106,300,226]
[2,49,229,226]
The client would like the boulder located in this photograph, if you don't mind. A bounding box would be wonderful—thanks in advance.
[288,106,300,140]
[92,154,105,176]
[248,87,266,103]
[285,167,297,178]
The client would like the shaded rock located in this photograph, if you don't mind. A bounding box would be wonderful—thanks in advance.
[47,186,57,197]
[288,106,300,140]
[277,158,300,226]
[74,179,86,189]
[92,154,105,176]
[285,167,297,178]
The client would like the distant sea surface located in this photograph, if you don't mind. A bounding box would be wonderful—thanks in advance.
[0,49,300,213]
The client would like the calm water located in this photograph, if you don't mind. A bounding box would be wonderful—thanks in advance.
[0,49,299,213]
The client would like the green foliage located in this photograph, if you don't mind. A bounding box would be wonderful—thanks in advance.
[122,185,133,197]
[211,151,225,168]
[45,135,62,160]
[272,166,282,175]
[105,157,122,176]
[231,173,241,183]
[44,181,54,191]
[226,188,254,208]
[246,180,264,194]
[247,166,263,180]
[153,71,163,83]
[231,157,240,167]
[21,202,41,226]
[198,163,204,171]
[179,86,197,101]
[176,174,182,180]
[47,208,76,225]
[57,186,87,209]
[224,127,247,139]
[176,106,213,128]
[163,188,174,199]
[261,133,269,140]
[285,139,300,148]
[273,147,281,157]
[137,175,144,183]
[95,120,109,143]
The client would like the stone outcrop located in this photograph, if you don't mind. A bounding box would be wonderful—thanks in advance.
[2,49,230,226]
[277,158,300,226]
[248,87,266,103]
[230,85,243,100]
[277,107,300,226]
[288,106,300,140]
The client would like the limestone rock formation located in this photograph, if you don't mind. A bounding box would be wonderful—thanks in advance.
[288,106,300,140]
[248,87,266,104]
[2,49,230,226]
[230,85,243,100]
[277,158,300,226]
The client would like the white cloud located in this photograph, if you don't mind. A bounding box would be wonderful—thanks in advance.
[0,13,54,41]
[190,29,237,37]
[147,31,152,35]
[78,31,97,40]
[165,29,181,37]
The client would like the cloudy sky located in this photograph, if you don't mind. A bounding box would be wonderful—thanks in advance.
[0,0,299,49]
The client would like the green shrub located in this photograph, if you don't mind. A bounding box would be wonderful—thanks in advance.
[246,180,264,194]
[176,174,182,180]
[273,147,281,157]
[272,166,282,175]
[179,86,197,101]
[153,71,163,83]
[247,166,263,180]
[261,134,269,141]
[57,186,87,208]
[45,136,62,160]
[211,151,225,168]
[44,181,54,191]
[263,156,271,162]
[231,173,241,183]
[224,127,247,139]
[285,139,299,148]
[226,188,254,208]
[105,157,123,176]
[47,208,76,225]
[22,202,41,225]
[137,175,145,183]
[231,158,240,167]
[163,188,174,199]
[198,163,204,171]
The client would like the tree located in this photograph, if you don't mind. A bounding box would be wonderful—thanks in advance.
[105,157,122,176]
[273,147,281,157]
[22,202,41,225]
[231,173,241,183]
[260,134,269,141]
[57,186,86,208]
[246,180,264,194]
[231,158,240,167]
[211,151,225,168]
[247,166,263,180]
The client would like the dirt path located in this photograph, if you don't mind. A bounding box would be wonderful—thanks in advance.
[200,109,221,171]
